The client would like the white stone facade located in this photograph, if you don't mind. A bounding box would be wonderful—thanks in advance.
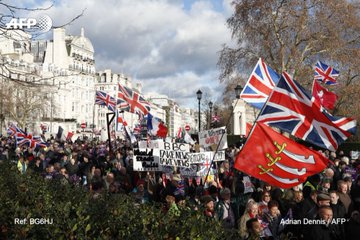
[0,28,197,138]
[35,27,96,134]
[232,99,258,135]
[0,27,96,135]
[146,94,197,137]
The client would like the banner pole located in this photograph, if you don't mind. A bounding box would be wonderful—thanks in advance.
[203,97,240,184]
[106,112,115,158]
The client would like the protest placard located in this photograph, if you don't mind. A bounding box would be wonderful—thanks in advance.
[187,151,226,164]
[138,140,164,149]
[133,148,160,171]
[138,141,147,149]
[243,176,254,193]
[179,165,199,177]
[154,141,191,168]
[350,151,360,160]
[199,126,228,150]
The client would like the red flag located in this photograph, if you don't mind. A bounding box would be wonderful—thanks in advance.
[177,127,183,139]
[245,122,253,137]
[312,80,338,110]
[147,113,168,138]
[234,122,329,188]
[66,132,74,141]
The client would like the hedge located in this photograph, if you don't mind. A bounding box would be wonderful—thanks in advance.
[0,161,239,239]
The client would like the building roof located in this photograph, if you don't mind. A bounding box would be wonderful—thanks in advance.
[70,28,94,53]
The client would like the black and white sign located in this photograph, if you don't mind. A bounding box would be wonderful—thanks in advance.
[133,148,160,171]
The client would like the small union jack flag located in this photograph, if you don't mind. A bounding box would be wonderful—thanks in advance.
[314,61,339,85]
[15,132,47,148]
[240,58,280,109]
[95,91,116,112]
[117,84,151,116]
[40,123,48,133]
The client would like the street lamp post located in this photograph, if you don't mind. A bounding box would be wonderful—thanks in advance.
[235,85,242,99]
[196,89,202,132]
[234,84,243,136]
[208,101,213,129]
[204,84,243,182]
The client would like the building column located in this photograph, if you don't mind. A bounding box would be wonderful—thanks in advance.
[232,99,246,135]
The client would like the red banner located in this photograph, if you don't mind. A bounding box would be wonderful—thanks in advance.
[234,122,329,188]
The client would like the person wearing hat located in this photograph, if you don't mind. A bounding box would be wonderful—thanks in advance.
[131,179,149,204]
[215,188,235,229]
[201,195,215,218]
[303,192,331,220]
[164,194,180,217]
[317,192,331,207]
[318,177,332,193]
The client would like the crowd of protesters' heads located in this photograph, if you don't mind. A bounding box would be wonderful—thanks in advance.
[1,135,360,240]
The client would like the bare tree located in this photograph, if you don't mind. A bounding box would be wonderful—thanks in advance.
[218,0,360,138]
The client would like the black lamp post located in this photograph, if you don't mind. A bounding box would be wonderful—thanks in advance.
[208,101,213,129]
[235,85,242,99]
[196,89,202,132]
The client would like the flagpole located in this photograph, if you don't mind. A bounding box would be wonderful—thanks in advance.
[92,92,96,140]
[106,112,115,158]
[204,75,279,185]
[203,98,238,184]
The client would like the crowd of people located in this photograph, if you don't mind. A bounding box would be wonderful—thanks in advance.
[1,134,360,240]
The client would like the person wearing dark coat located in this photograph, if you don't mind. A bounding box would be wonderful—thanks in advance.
[65,157,79,176]
[262,200,283,240]
[346,210,360,240]
[30,157,44,174]
[78,154,92,182]
[350,175,360,210]
[300,190,318,219]
[307,206,343,240]
[329,190,346,218]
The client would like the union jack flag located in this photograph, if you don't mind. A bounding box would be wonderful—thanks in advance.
[133,124,141,135]
[116,110,137,143]
[314,61,339,85]
[95,91,116,112]
[240,58,280,109]
[258,72,356,151]
[15,132,47,148]
[7,123,23,137]
[117,84,151,116]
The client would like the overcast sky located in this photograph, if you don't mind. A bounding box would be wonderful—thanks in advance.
[22,0,236,109]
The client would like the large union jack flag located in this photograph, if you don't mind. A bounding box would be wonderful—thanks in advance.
[258,72,356,151]
[117,84,151,116]
[15,132,47,148]
[240,58,280,109]
[95,91,116,112]
[314,61,339,85]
